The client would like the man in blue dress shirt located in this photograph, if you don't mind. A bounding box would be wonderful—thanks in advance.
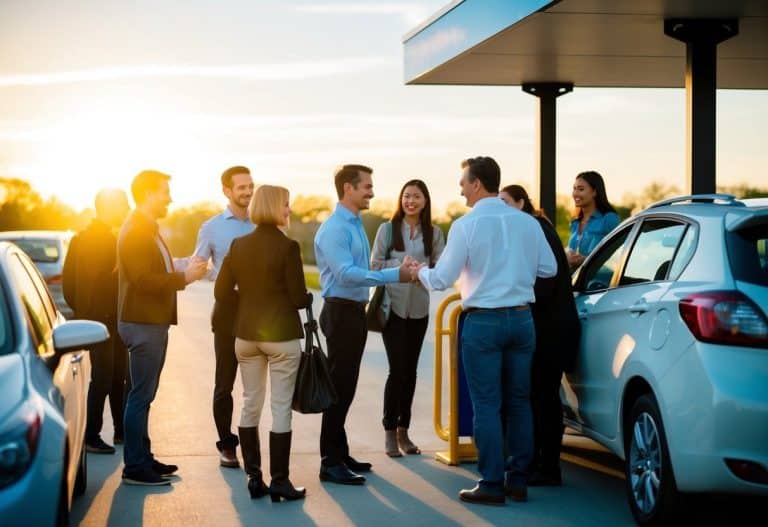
[314,164,414,485]
[193,166,255,468]
[415,157,557,505]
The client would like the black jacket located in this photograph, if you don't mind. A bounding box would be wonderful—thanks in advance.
[214,224,311,341]
[63,220,118,323]
[532,216,581,372]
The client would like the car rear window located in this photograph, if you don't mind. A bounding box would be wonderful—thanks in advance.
[9,239,60,263]
[727,223,768,286]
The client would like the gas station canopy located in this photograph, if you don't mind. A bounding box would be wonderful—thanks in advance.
[404,0,768,88]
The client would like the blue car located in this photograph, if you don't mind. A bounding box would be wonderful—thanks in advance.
[0,241,108,526]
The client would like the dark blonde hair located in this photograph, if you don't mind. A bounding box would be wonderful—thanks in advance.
[250,185,289,226]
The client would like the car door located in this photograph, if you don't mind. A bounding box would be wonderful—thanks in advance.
[565,218,689,440]
[7,252,87,491]
[563,222,636,436]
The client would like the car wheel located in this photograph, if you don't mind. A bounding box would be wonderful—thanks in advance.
[74,443,87,496]
[624,394,679,526]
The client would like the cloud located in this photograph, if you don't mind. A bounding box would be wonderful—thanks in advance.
[0,58,396,87]
[294,2,432,26]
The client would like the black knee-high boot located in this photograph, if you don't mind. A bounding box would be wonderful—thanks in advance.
[269,431,306,502]
[238,427,268,498]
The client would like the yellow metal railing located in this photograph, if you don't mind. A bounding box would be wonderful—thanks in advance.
[433,293,477,465]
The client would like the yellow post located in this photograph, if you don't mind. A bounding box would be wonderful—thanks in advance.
[434,293,477,465]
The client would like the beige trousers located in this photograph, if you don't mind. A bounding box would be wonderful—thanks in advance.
[235,338,301,433]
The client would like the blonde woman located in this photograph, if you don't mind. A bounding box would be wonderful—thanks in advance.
[214,185,312,502]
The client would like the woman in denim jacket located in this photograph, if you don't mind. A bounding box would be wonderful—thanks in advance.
[567,171,620,271]
[371,179,445,457]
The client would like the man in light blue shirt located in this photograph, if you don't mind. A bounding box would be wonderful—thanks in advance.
[192,166,254,468]
[314,164,413,485]
[416,157,557,506]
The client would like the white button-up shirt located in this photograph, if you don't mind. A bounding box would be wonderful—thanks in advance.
[418,196,557,309]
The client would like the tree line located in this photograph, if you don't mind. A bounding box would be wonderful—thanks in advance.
[1,177,765,265]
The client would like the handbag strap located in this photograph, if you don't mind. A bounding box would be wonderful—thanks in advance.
[304,304,323,354]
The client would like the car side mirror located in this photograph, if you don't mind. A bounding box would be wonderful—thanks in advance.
[52,320,109,355]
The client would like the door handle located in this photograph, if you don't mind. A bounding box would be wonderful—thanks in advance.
[629,303,649,314]
[578,309,589,320]
[70,352,85,364]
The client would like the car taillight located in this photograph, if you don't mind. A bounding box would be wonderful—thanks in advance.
[45,274,62,285]
[679,291,768,348]
[0,403,42,489]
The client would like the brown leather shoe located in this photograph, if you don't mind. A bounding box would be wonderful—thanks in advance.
[505,485,528,502]
[220,448,239,468]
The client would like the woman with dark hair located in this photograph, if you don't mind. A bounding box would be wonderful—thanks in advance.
[567,171,620,270]
[371,179,445,457]
[500,184,580,486]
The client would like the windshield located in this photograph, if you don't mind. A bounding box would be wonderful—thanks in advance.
[8,238,61,263]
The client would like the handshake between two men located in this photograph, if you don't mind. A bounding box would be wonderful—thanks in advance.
[396,255,428,284]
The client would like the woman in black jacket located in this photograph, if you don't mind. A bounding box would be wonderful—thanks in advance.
[215,184,312,502]
[500,184,581,486]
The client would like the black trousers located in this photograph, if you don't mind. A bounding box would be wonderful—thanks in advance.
[86,322,128,442]
[530,350,565,471]
[111,332,129,438]
[213,329,239,451]
[319,301,367,466]
[381,313,428,430]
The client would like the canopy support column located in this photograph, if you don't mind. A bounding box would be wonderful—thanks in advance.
[522,82,573,221]
[665,19,738,194]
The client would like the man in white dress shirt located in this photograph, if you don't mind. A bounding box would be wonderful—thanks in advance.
[415,156,557,505]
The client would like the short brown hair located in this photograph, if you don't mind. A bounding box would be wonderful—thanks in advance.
[221,166,250,188]
[334,164,372,200]
[250,185,289,226]
[131,170,170,205]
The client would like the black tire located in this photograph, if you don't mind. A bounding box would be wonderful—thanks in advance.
[73,443,87,497]
[624,394,679,526]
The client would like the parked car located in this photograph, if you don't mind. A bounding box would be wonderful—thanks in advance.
[0,231,74,319]
[562,194,768,526]
[0,241,108,526]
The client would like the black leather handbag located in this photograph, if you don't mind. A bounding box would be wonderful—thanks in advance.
[292,304,338,414]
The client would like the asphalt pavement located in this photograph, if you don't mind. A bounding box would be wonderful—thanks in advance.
[70,281,637,527]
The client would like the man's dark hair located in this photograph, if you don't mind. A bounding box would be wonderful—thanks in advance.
[462,156,500,193]
[221,166,250,188]
[131,170,170,205]
[334,164,372,200]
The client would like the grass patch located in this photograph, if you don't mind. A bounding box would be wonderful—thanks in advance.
[304,270,321,291]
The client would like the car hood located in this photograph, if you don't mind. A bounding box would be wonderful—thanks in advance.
[0,353,26,420]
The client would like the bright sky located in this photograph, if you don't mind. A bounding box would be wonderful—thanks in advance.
[0,0,766,213]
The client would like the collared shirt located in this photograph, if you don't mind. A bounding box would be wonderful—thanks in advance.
[314,203,400,303]
[371,221,445,319]
[568,209,620,257]
[418,197,557,309]
[193,207,254,280]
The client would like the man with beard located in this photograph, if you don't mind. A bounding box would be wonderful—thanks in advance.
[118,170,207,485]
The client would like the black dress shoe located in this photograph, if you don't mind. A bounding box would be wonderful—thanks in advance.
[344,456,372,472]
[152,460,179,476]
[319,463,366,485]
[458,485,505,506]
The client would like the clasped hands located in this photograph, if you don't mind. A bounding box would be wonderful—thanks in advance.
[397,255,426,283]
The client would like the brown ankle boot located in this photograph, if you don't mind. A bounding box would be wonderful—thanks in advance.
[396,427,420,455]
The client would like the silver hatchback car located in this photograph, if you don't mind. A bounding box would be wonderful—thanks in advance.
[563,194,768,526]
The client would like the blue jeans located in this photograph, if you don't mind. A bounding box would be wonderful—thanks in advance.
[119,322,169,472]
[461,308,535,489]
